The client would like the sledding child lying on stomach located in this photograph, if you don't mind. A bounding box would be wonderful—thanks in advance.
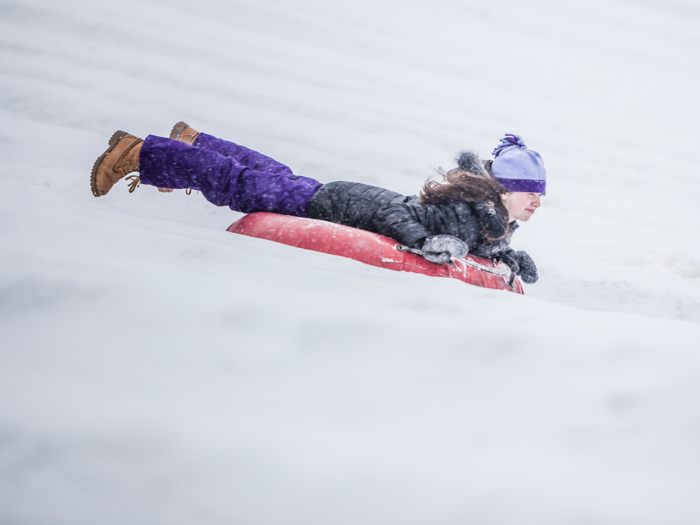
[90,123,546,284]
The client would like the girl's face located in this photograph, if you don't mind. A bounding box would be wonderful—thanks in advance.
[500,192,542,222]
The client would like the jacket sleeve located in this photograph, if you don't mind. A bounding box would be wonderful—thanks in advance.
[372,202,432,248]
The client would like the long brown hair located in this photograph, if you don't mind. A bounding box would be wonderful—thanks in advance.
[419,167,510,241]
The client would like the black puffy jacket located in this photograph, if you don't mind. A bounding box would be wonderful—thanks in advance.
[306,181,517,257]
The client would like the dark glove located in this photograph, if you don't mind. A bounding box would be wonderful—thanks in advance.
[472,202,507,239]
[421,235,469,265]
[514,251,538,284]
[496,249,538,284]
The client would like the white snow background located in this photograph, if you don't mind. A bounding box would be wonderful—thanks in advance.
[2,0,700,523]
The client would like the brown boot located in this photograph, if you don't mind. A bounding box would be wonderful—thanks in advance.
[169,121,200,145]
[91,131,143,197]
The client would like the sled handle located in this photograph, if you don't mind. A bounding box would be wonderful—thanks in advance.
[395,245,454,265]
[396,245,513,279]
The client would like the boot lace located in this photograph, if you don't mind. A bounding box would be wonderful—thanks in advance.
[125,174,141,193]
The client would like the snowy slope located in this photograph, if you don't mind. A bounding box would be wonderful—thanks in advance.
[2,0,700,523]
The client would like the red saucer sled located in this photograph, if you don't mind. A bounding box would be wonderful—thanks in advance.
[227,212,523,294]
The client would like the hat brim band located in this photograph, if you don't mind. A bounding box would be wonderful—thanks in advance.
[496,178,546,193]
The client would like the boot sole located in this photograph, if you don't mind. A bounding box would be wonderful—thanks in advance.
[91,130,128,197]
[169,121,189,141]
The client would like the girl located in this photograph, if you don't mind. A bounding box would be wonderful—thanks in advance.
[91,123,545,283]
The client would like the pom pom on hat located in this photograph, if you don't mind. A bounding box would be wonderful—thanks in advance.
[490,134,546,193]
[492,134,527,158]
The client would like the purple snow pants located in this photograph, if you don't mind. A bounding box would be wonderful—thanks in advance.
[139,133,323,217]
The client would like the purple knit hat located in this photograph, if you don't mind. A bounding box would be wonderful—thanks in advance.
[491,134,546,193]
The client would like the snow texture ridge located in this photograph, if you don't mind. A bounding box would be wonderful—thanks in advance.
[2,0,700,523]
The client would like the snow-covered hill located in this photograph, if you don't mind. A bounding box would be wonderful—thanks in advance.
[2,0,700,523]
